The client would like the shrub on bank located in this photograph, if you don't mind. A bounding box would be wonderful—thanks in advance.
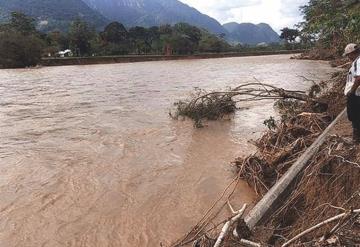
[0,31,43,68]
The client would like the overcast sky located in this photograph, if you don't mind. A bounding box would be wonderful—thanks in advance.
[179,0,309,33]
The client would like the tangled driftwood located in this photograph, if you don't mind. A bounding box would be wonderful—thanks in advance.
[170,81,317,127]
[168,71,357,247]
[282,209,360,247]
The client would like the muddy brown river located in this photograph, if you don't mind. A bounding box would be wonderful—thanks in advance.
[0,55,335,247]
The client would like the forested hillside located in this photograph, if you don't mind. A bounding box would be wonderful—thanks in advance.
[223,22,279,45]
[0,0,108,31]
[82,0,227,34]
[300,0,360,56]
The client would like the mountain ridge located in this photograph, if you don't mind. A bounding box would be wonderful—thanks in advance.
[82,0,227,34]
[0,0,280,44]
[223,22,280,45]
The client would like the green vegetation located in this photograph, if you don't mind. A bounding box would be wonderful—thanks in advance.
[0,12,235,68]
[92,22,230,56]
[280,27,301,49]
[0,12,43,68]
[0,0,108,32]
[0,11,314,69]
[299,0,360,56]
[3,0,358,68]
[68,19,96,56]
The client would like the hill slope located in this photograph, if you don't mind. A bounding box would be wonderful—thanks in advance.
[82,0,227,34]
[0,0,108,31]
[223,22,280,45]
[0,0,280,45]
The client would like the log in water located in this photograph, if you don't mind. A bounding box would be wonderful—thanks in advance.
[0,55,335,246]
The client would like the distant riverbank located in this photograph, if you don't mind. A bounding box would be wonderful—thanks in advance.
[41,50,306,67]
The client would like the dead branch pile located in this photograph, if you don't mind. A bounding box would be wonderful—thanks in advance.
[262,136,360,246]
[234,110,333,197]
[168,71,352,247]
[230,71,360,246]
[234,71,347,196]
[170,82,311,127]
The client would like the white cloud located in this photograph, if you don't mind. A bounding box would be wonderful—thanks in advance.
[179,0,309,33]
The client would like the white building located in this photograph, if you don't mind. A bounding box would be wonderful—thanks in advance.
[57,49,73,57]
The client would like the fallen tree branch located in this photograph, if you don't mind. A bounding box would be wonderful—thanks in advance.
[319,211,352,242]
[213,203,247,247]
[171,81,320,127]
[281,209,360,247]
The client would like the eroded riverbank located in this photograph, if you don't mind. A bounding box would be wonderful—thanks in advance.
[0,55,336,246]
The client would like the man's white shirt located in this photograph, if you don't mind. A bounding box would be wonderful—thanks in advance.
[345,56,360,96]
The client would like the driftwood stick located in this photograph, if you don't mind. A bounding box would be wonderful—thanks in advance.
[213,204,247,247]
[281,209,360,247]
[319,211,352,242]
[239,239,262,247]
[337,61,352,68]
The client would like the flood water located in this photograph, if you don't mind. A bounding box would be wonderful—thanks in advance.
[0,55,335,247]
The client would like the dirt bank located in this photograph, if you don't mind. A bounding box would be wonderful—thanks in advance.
[40,50,305,67]
[168,58,359,247]
[232,69,360,246]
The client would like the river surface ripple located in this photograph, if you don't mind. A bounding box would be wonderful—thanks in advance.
[0,55,335,246]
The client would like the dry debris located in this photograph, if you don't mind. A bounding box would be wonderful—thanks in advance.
[170,82,313,128]
[232,71,360,246]
[170,70,359,247]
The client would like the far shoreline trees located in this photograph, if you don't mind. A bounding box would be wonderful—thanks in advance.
[0,12,308,68]
[0,12,44,68]
[0,12,234,68]
[299,0,360,57]
[1,1,359,68]
[56,20,231,57]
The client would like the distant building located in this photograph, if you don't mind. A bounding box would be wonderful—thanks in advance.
[57,49,73,57]
[256,42,269,47]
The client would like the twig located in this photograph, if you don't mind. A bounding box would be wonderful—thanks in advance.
[314,203,346,212]
[281,209,360,247]
[239,239,262,247]
[330,154,360,168]
[336,61,352,68]
[297,75,318,85]
[319,211,352,242]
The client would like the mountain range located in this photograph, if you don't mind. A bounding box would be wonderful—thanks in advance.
[82,0,226,35]
[223,22,280,45]
[0,0,280,44]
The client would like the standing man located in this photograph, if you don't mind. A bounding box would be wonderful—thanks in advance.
[344,43,360,143]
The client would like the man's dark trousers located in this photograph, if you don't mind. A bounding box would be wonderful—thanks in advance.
[347,93,360,142]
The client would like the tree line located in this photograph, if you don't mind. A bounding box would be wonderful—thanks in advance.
[0,12,232,68]
[280,0,360,57]
[2,8,338,69]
